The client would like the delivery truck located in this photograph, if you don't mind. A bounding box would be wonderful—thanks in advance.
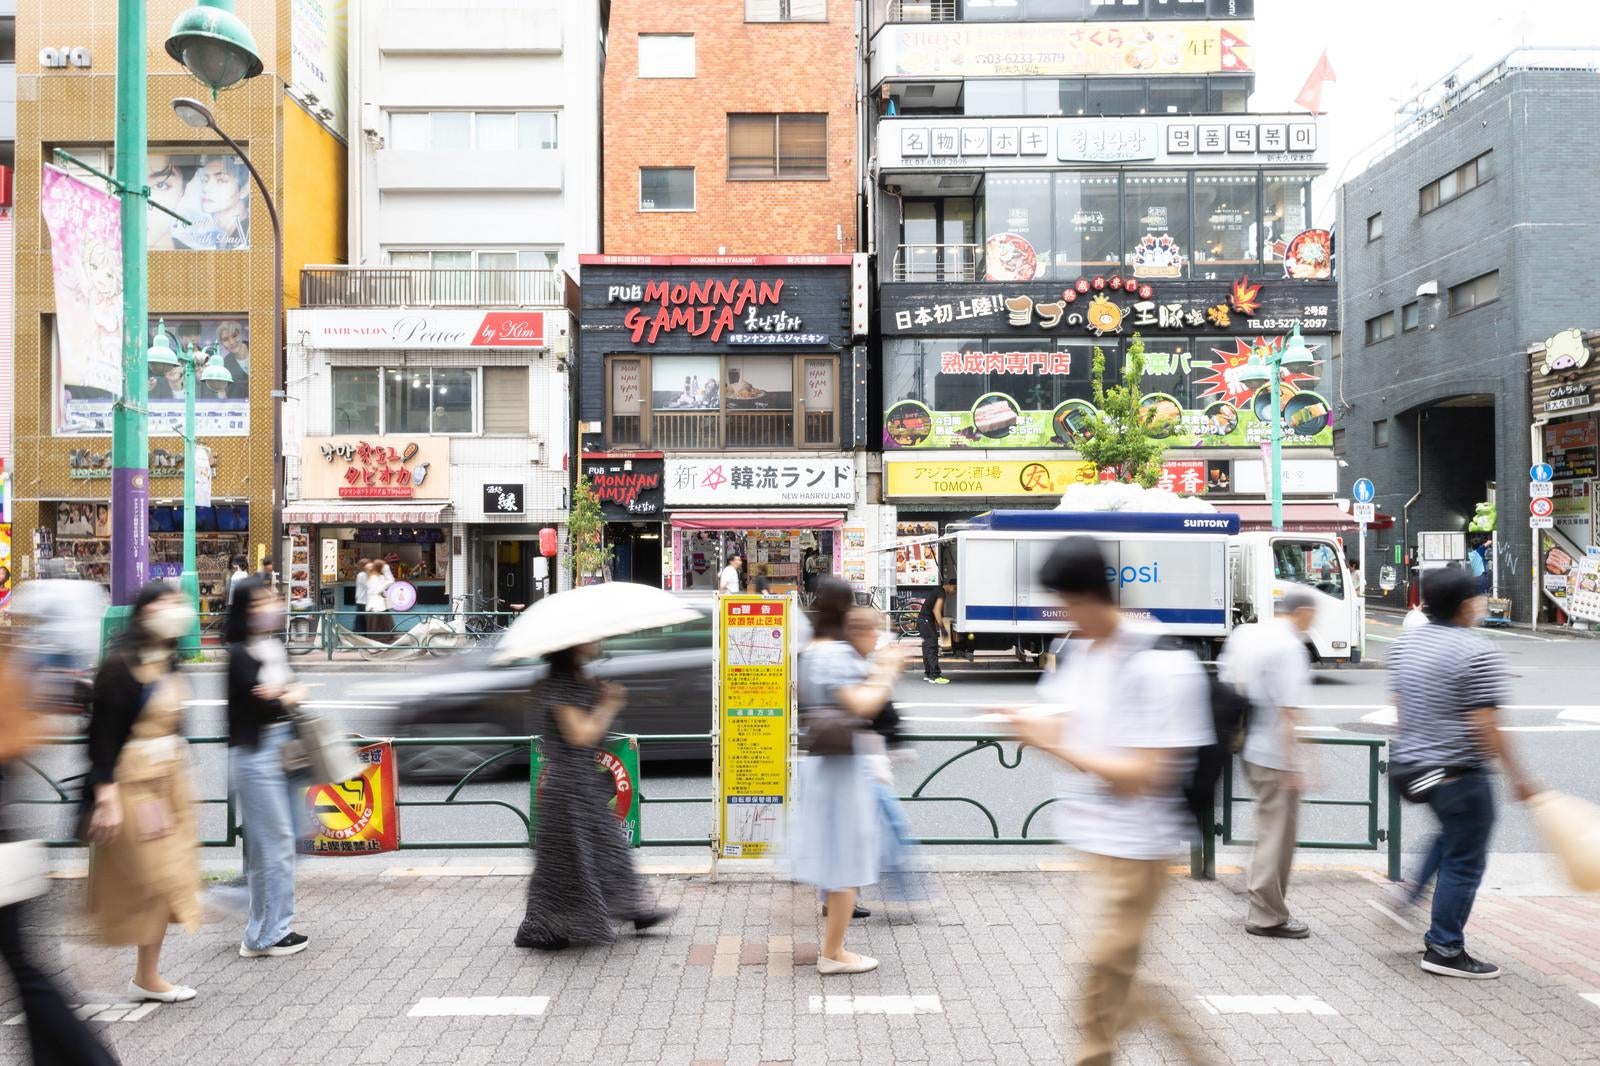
[946,510,1361,663]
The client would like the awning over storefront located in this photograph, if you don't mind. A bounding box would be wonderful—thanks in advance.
[1217,502,1394,533]
[281,501,454,526]
[667,510,844,531]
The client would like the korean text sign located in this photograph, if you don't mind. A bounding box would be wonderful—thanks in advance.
[716,596,794,860]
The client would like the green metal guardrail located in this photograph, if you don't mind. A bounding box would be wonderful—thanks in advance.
[16,731,1402,880]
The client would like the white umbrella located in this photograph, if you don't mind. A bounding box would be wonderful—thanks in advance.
[491,581,703,664]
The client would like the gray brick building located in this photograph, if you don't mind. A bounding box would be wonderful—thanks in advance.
[1337,58,1600,619]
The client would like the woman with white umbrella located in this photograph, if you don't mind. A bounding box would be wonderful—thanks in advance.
[506,584,688,950]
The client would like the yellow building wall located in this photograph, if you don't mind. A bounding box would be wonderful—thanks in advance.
[282,100,348,307]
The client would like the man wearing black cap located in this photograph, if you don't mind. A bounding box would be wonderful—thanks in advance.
[1390,567,1537,980]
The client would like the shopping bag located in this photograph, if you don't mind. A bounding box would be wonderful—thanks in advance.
[1528,791,1600,892]
[0,840,48,908]
[283,707,360,786]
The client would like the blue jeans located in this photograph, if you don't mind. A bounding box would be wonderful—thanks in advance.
[230,723,303,951]
[1418,772,1495,957]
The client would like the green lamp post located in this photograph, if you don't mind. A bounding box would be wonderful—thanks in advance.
[147,323,233,655]
[1235,324,1317,531]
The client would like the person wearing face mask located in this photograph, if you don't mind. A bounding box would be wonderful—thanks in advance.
[226,578,310,960]
[84,582,204,1003]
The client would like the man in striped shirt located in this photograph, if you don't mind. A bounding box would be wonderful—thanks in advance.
[1389,568,1536,980]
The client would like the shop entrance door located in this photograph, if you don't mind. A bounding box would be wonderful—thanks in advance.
[494,540,533,610]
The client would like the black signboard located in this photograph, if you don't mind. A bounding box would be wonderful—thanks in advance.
[483,484,524,515]
[879,276,1336,338]
[582,455,665,520]
[579,264,852,353]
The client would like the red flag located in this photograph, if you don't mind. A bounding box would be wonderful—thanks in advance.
[1295,51,1337,114]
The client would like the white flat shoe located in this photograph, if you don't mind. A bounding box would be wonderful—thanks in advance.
[127,979,197,1003]
[817,954,879,975]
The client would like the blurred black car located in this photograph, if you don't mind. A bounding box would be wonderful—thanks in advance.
[372,596,716,782]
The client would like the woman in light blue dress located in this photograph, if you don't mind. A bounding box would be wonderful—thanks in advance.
[792,578,904,975]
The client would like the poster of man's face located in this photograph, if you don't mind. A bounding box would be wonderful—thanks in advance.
[145,153,251,251]
[56,316,251,436]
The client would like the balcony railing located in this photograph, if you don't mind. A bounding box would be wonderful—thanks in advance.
[887,0,958,21]
[301,267,566,308]
[610,410,832,450]
[891,243,984,282]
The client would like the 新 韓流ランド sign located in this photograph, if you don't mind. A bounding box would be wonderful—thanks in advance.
[303,309,545,349]
[299,437,451,500]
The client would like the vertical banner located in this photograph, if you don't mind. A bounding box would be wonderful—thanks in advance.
[529,735,641,848]
[0,525,11,608]
[193,444,213,508]
[41,165,124,426]
[714,594,795,861]
[299,741,399,854]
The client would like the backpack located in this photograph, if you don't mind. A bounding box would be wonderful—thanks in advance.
[1183,671,1252,843]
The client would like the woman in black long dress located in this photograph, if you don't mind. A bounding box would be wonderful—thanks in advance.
[515,643,668,949]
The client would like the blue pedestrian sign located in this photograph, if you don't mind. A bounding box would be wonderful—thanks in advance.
[1530,463,1554,483]
[1352,478,1375,504]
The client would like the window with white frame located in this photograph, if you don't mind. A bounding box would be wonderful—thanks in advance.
[746,0,827,21]
[639,34,695,78]
[332,366,509,436]
[386,111,559,151]
[386,249,561,271]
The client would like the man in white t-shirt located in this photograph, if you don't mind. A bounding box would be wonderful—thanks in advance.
[1218,586,1317,939]
[1004,537,1214,1066]
[718,554,743,595]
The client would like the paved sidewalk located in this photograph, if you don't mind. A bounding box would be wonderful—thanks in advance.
[4,865,1599,1066]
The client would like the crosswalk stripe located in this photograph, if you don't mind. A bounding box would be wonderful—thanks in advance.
[407,996,549,1018]
[1581,993,1600,1010]
[808,994,943,1015]
[1199,995,1338,1016]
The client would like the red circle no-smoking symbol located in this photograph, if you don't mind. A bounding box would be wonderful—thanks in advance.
[1530,497,1555,518]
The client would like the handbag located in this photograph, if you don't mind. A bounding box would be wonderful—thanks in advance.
[800,703,861,756]
[0,840,48,908]
[282,705,360,785]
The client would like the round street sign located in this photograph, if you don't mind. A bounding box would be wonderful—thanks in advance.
[1352,478,1376,504]
[1531,463,1555,483]
[1530,496,1555,518]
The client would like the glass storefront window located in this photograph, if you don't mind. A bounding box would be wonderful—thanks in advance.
[1263,171,1318,269]
[1123,172,1190,279]
[384,368,432,434]
[1148,77,1206,115]
[1209,78,1251,113]
[983,172,1053,281]
[609,357,644,444]
[1193,171,1258,279]
[1132,337,1192,413]
[431,369,477,433]
[1053,172,1121,278]
[933,341,991,413]
[964,79,1059,116]
[1084,78,1146,117]
[802,358,836,446]
[725,356,794,449]
[332,368,380,435]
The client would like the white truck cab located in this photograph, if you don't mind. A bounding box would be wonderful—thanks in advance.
[1233,532,1360,662]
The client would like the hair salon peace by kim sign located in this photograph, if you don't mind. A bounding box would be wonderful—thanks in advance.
[577,256,872,593]
[285,305,574,622]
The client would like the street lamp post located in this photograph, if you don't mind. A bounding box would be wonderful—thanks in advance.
[171,96,284,576]
[148,325,233,654]
[1236,324,1317,532]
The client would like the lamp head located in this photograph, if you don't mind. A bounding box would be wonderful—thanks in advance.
[147,322,179,368]
[1234,360,1272,385]
[172,97,215,130]
[1279,323,1317,367]
[165,0,264,94]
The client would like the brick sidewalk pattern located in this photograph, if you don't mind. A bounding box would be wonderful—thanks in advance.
[3,868,1598,1065]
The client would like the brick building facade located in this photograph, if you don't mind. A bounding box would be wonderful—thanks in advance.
[601,0,858,255]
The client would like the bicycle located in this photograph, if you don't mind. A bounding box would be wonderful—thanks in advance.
[453,590,518,640]
[859,586,924,639]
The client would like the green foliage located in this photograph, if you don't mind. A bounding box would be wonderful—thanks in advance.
[565,475,614,582]
[1075,332,1172,488]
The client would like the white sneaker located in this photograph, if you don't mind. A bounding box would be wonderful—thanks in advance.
[127,978,197,1003]
[817,954,879,975]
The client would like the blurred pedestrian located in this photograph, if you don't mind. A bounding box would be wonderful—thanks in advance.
[84,582,203,1003]
[364,561,393,637]
[1003,538,1215,1066]
[258,557,278,592]
[1219,587,1318,939]
[847,606,921,904]
[0,650,122,1065]
[225,555,250,606]
[918,577,955,685]
[719,554,744,595]
[227,578,310,959]
[792,578,902,975]
[753,575,771,595]
[353,557,371,634]
[514,643,668,950]
[1390,568,1537,980]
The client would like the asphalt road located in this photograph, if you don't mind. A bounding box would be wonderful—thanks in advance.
[16,613,1599,868]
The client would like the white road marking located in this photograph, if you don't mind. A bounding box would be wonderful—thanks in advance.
[7,1002,159,1025]
[1199,995,1338,1016]
[1581,993,1600,1009]
[1500,725,1600,733]
[900,713,1008,724]
[1360,707,1398,726]
[808,994,943,1016]
[1559,708,1600,724]
[184,699,393,711]
[407,996,549,1018]
[1367,899,1419,933]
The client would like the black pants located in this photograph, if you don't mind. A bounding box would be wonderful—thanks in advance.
[919,622,942,679]
[0,900,120,1065]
